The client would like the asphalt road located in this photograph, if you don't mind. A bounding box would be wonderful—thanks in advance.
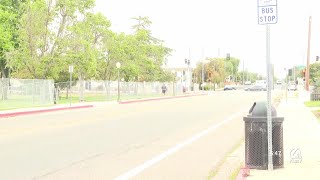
[0,91,267,180]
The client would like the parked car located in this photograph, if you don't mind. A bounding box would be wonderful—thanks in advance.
[245,84,266,91]
[244,81,252,85]
[255,80,267,90]
[276,80,282,85]
[224,85,236,91]
[288,84,297,91]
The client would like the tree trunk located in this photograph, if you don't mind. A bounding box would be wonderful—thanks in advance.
[104,81,110,100]
[79,74,84,102]
[1,68,9,100]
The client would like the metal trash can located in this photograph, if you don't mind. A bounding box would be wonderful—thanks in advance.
[243,101,284,170]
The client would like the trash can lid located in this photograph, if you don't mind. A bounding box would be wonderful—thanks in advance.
[248,101,277,117]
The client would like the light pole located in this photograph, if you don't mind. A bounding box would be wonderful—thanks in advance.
[201,48,205,89]
[225,53,230,84]
[284,68,288,103]
[242,60,245,86]
[171,70,176,96]
[116,62,121,102]
[184,58,190,91]
[202,61,204,87]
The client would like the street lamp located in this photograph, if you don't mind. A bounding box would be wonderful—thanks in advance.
[284,68,288,103]
[116,62,121,102]
[184,58,191,91]
[171,70,176,96]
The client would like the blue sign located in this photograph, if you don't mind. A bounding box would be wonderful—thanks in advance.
[258,0,278,25]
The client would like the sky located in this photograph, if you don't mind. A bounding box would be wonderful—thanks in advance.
[94,0,320,78]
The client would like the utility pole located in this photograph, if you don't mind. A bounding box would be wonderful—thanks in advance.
[188,48,191,91]
[306,16,312,91]
[202,48,205,86]
[242,61,245,85]
[184,49,191,92]
[226,53,230,83]
[293,66,296,83]
[246,68,248,81]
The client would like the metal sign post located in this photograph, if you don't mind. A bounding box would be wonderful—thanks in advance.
[258,0,278,170]
[266,24,273,170]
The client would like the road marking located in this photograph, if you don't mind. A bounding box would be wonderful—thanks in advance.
[115,110,245,180]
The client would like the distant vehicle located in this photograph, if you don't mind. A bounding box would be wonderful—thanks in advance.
[224,85,236,91]
[245,84,266,91]
[276,80,282,85]
[288,84,297,91]
[244,81,252,85]
[255,80,267,90]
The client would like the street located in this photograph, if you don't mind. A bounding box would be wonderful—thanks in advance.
[0,91,267,179]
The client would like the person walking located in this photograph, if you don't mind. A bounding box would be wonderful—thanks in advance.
[161,84,167,95]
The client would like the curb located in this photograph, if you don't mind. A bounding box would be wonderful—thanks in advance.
[234,94,282,179]
[119,93,208,104]
[0,94,207,118]
[0,105,93,118]
[236,167,250,180]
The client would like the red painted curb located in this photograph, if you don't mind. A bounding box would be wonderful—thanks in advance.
[0,105,94,118]
[236,167,250,180]
[119,94,208,104]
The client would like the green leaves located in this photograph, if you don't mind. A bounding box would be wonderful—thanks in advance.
[310,63,320,85]
[0,0,19,77]
[193,57,241,84]
[2,2,171,82]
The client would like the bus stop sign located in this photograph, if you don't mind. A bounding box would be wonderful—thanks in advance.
[258,0,278,25]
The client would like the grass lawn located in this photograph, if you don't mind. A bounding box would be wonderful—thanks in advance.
[56,94,164,104]
[229,165,241,180]
[207,138,244,179]
[304,101,320,107]
[312,110,320,123]
[0,93,166,111]
[0,99,53,111]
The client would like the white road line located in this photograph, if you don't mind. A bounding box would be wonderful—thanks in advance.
[115,110,246,180]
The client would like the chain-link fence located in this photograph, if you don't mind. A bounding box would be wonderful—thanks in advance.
[54,80,192,103]
[0,78,201,109]
[0,78,54,110]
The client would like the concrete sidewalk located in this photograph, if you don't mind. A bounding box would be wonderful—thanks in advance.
[247,91,320,179]
[0,93,208,118]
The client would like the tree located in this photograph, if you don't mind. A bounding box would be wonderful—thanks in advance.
[131,16,152,33]
[7,0,96,80]
[207,58,225,89]
[310,63,320,86]
[225,57,240,81]
[193,57,226,90]
[124,16,171,82]
[237,71,258,83]
[0,0,22,78]
[4,2,172,86]
[65,12,111,101]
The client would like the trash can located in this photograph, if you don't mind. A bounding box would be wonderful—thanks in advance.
[243,101,284,170]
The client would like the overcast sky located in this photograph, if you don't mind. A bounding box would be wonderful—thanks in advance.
[94,0,320,78]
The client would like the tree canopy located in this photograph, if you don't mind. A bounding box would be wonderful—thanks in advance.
[1,0,172,82]
[193,56,241,85]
